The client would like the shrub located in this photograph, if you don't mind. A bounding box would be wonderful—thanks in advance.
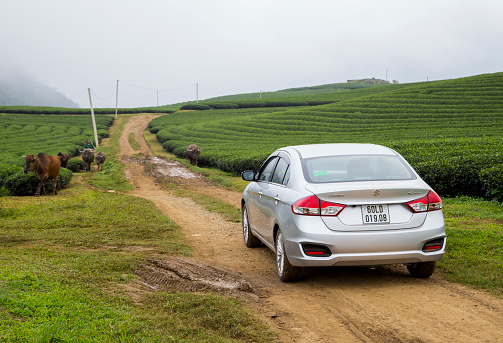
[4,172,38,196]
[4,168,73,196]
[0,154,24,189]
[233,101,267,108]
[58,168,73,188]
[412,154,503,198]
[179,104,211,111]
[480,164,503,201]
[265,100,309,107]
[205,103,240,110]
[67,159,87,173]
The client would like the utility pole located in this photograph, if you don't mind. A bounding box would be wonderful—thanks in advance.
[88,88,100,149]
[157,91,159,107]
[115,80,119,119]
[260,90,262,99]
[386,69,388,81]
[196,83,199,103]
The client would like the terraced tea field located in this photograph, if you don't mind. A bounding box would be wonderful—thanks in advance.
[0,114,114,157]
[150,72,503,197]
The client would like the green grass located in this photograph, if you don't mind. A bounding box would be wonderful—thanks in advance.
[143,292,274,342]
[128,132,141,151]
[0,114,276,342]
[0,186,276,342]
[440,197,503,296]
[85,115,133,192]
[0,272,150,342]
[0,189,188,254]
[160,182,241,222]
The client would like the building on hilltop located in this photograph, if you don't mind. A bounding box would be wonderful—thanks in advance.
[347,77,390,84]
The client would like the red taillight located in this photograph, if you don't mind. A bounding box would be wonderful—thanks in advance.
[422,238,444,252]
[406,190,443,213]
[292,195,345,216]
[306,251,324,255]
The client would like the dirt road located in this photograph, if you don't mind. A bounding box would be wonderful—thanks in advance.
[120,115,503,343]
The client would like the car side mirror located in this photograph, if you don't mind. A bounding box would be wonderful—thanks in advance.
[241,170,255,181]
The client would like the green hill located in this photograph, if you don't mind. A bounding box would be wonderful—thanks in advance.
[150,72,503,198]
[202,82,394,101]
[0,70,79,108]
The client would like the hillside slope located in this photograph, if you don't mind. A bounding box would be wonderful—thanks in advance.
[0,69,78,107]
[150,72,503,197]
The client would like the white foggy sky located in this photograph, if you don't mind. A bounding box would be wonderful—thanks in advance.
[1,0,502,108]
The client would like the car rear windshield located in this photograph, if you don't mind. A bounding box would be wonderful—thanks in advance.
[302,154,416,183]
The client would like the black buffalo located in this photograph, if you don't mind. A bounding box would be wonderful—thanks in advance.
[82,149,95,172]
[186,144,202,166]
[95,151,106,171]
[57,152,69,168]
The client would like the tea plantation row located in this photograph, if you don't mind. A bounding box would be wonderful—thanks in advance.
[0,106,175,115]
[0,114,114,195]
[150,72,503,199]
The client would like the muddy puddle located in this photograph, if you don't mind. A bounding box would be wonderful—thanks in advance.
[123,156,201,179]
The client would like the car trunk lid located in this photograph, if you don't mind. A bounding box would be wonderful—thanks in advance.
[306,180,430,231]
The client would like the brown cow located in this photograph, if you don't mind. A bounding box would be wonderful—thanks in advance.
[23,153,61,196]
[95,151,105,171]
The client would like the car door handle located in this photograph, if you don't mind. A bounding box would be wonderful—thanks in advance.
[258,191,263,198]
[274,195,280,204]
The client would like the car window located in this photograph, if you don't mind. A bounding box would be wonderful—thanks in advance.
[303,155,416,183]
[282,165,291,186]
[257,157,278,182]
[271,158,289,185]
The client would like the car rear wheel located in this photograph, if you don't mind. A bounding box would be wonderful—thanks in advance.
[276,229,302,282]
[242,205,261,247]
[407,261,436,278]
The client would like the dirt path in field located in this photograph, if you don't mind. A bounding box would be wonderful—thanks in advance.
[120,115,503,343]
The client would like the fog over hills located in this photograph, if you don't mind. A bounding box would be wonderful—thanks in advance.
[0,69,78,108]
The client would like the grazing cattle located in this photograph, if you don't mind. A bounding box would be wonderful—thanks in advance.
[186,144,202,166]
[57,152,69,168]
[95,151,106,171]
[82,148,95,172]
[23,153,61,196]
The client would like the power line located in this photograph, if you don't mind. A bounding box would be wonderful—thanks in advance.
[91,90,114,102]
[68,89,88,99]
[119,80,194,93]
[71,81,230,107]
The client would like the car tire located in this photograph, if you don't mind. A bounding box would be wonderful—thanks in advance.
[242,204,261,247]
[276,229,302,282]
[407,261,436,278]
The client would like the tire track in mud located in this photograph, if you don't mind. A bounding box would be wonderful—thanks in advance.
[120,115,503,343]
[136,258,254,294]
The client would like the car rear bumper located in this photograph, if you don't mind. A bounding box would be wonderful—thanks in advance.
[283,213,446,267]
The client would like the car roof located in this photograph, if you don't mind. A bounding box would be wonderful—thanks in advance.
[283,143,397,159]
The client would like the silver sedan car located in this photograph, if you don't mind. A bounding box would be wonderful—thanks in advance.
[241,143,446,282]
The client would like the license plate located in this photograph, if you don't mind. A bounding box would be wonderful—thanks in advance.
[362,204,390,224]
